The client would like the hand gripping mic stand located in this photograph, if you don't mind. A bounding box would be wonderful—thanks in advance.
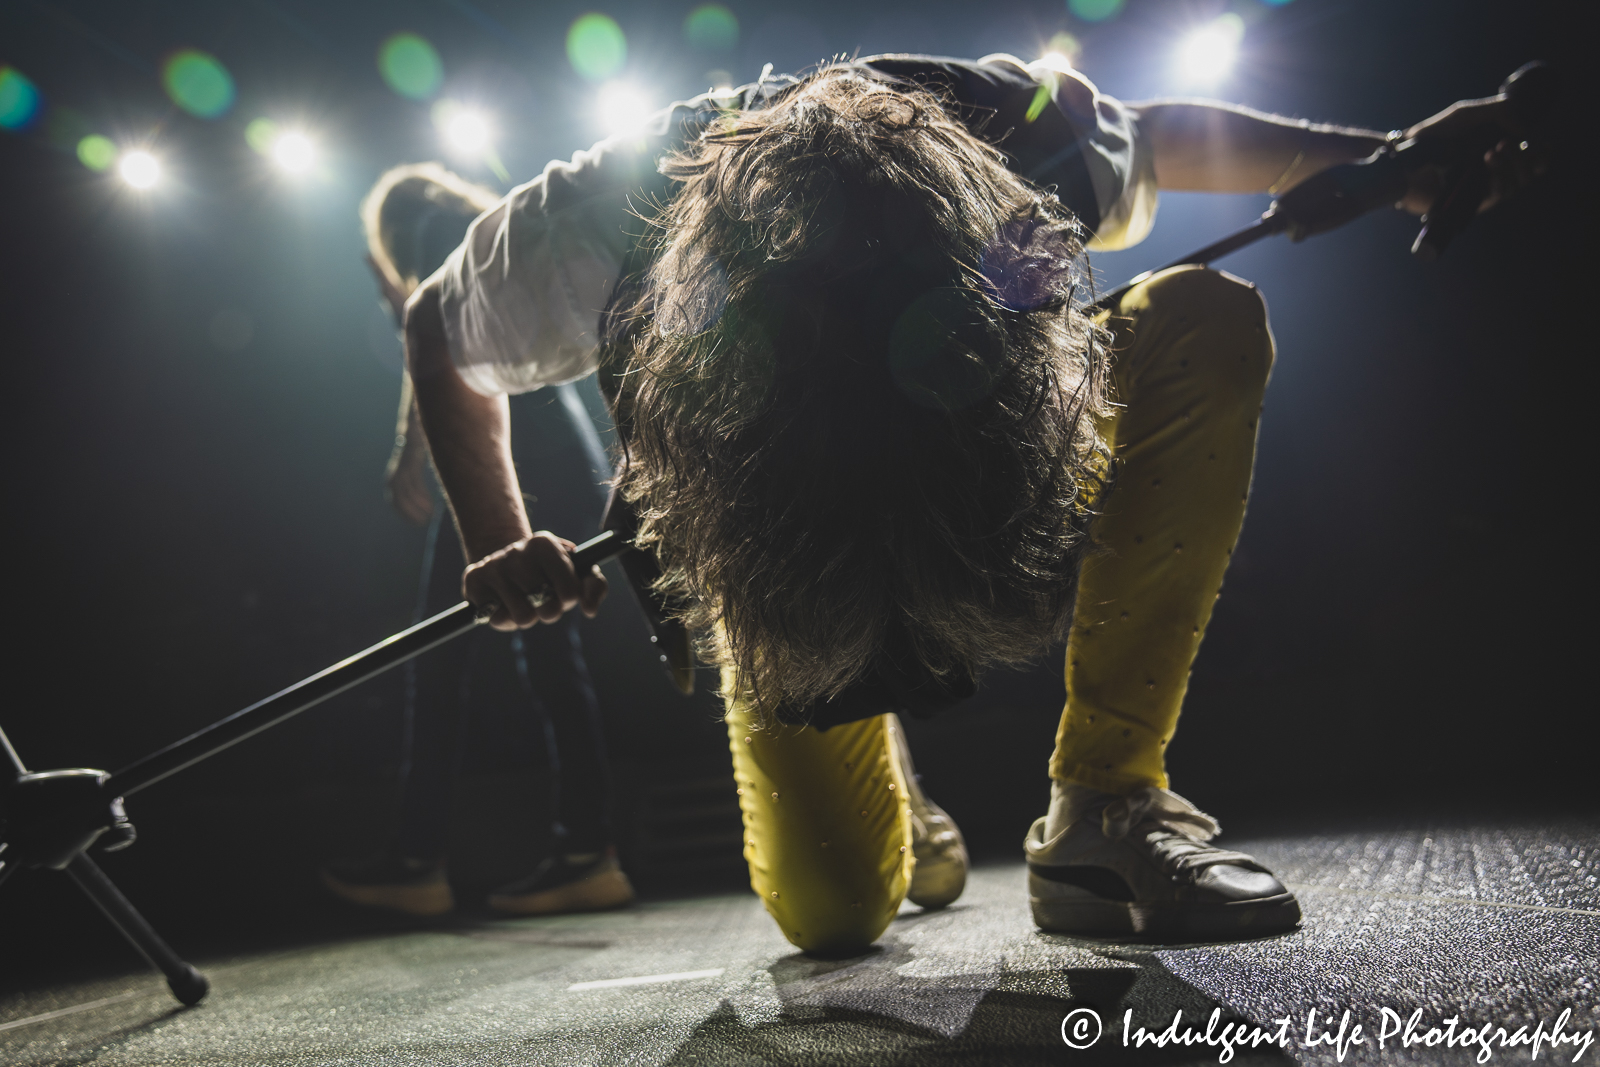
[1091,60,1556,311]
[0,530,630,1006]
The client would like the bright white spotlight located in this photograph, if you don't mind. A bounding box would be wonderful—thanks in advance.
[118,150,160,189]
[444,109,490,153]
[598,82,651,136]
[1177,14,1245,85]
[272,131,315,173]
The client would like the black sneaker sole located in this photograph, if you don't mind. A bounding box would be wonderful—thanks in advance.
[1030,875,1301,941]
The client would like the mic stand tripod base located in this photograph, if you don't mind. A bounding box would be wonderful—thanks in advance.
[2,724,209,1007]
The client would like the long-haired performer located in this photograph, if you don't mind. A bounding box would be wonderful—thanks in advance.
[321,164,633,918]
[397,56,1538,953]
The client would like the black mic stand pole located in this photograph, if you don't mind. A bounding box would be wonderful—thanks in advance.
[0,530,629,1006]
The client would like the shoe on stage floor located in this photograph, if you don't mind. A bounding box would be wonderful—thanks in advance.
[487,848,635,916]
[320,850,454,917]
[908,802,969,910]
[1023,783,1300,940]
[889,716,969,910]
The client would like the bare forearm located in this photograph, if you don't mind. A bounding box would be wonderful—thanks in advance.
[403,282,530,561]
[1130,100,1385,194]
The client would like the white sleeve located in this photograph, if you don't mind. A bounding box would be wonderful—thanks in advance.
[435,111,699,396]
[435,183,631,397]
[993,54,1160,252]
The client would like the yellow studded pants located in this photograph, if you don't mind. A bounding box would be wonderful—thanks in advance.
[726,266,1276,953]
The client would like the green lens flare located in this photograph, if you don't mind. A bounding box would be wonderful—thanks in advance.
[245,117,278,154]
[683,5,738,50]
[1068,0,1125,22]
[567,14,626,81]
[379,33,444,100]
[77,134,117,171]
[0,66,43,130]
[162,49,236,118]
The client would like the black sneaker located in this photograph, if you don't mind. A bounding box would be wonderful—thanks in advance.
[320,849,454,917]
[487,848,635,916]
[1023,785,1300,940]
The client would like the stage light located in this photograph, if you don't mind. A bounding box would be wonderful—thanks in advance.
[272,131,316,173]
[1041,32,1082,70]
[1177,14,1244,85]
[245,118,317,176]
[433,99,491,152]
[598,82,651,136]
[119,151,160,189]
[429,100,508,181]
[445,109,489,153]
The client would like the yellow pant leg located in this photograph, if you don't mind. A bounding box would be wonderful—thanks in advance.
[725,669,913,955]
[1051,266,1276,792]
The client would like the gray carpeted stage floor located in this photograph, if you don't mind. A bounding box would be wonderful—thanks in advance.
[3,819,1595,1066]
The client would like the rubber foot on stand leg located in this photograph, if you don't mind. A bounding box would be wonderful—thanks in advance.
[167,965,209,1006]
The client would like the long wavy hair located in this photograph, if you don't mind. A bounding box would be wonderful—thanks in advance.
[601,70,1113,717]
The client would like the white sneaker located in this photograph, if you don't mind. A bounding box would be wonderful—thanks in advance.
[889,716,969,909]
[1023,784,1300,939]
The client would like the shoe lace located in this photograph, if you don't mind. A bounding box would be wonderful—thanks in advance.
[1099,787,1260,879]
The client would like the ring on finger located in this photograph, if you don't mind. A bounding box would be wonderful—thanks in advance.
[526,588,552,610]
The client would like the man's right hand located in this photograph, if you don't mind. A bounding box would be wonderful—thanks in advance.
[463,532,608,630]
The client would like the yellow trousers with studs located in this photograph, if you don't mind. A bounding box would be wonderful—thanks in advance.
[725,266,1276,953]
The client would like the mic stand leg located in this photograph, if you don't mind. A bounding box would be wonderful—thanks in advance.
[65,853,210,1006]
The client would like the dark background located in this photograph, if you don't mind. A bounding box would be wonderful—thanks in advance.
[0,0,1585,989]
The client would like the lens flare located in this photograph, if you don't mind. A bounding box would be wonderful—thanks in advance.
[245,117,277,154]
[77,134,117,171]
[162,50,235,118]
[0,66,43,131]
[684,5,738,50]
[119,151,160,189]
[1177,14,1245,84]
[379,33,444,100]
[568,14,627,81]
[597,82,651,136]
[1068,0,1124,22]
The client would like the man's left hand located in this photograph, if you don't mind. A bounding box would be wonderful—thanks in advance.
[1398,93,1549,216]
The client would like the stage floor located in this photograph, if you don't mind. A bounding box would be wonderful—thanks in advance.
[3,819,1595,1066]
